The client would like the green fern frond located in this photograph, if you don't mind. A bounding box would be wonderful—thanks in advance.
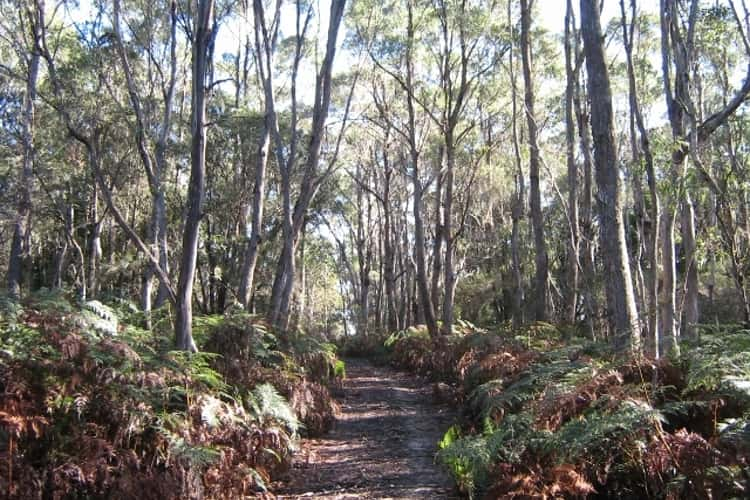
[247,383,300,436]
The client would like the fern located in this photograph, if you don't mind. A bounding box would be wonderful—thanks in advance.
[682,328,750,398]
[247,383,300,436]
[717,414,750,452]
[26,287,74,313]
[157,426,221,468]
[75,300,119,336]
[437,413,540,498]
[384,325,429,349]
[550,399,663,465]
[436,434,492,498]
[468,346,594,422]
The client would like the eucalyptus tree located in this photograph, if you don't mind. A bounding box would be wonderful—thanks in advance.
[507,0,525,328]
[32,0,132,303]
[690,3,750,326]
[3,1,41,299]
[564,0,579,325]
[266,0,348,332]
[354,0,440,336]
[580,0,641,352]
[35,0,217,351]
[174,0,216,351]
[658,0,750,352]
[520,0,550,321]
[112,0,178,323]
[619,0,660,353]
[430,0,503,335]
[237,0,281,309]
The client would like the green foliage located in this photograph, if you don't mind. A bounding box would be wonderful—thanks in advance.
[0,295,324,498]
[334,359,346,379]
[681,326,750,399]
[384,325,430,349]
[550,399,663,464]
[292,335,339,382]
[414,324,750,499]
[436,433,492,498]
[467,344,600,423]
[247,383,300,438]
[75,300,119,336]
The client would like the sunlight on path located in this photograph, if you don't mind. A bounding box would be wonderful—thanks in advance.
[276,359,460,499]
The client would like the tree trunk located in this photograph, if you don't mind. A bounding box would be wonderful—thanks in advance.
[175,0,215,352]
[113,0,176,316]
[564,0,580,326]
[581,0,641,353]
[7,5,41,299]
[86,177,102,300]
[383,142,398,332]
[520,0,550,322]
[441,143,456,334]
[574,26,598,340]
[268,0,346,331]
[238,125,270,307]
[238,0,279,308]
[508,0,525,329]
[681,193,699,338]
[620,0,660,355]
[431,151,443,313]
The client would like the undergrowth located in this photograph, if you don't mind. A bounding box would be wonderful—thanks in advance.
[385,321,750,499]
[0,290,344,499]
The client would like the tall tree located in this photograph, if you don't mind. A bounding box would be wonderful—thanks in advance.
[580,0,641,352]
[520,0,550,321]
[268,0,347,332]
[564,0,580,325]
[620,0,660,354]
[508,0,525,329]
[237,0,281,308]
[6,1,41,299]
[112,0,178,323]
[659,0,750,352]
[175,0,216,351]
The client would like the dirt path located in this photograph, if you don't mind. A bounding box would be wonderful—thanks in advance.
[276,358,460,499]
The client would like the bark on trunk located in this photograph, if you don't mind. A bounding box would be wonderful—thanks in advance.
[620,0,660,355]
[175,0,215,352]
[508,0,525,329]
[431,152,443,313]
[564,0,580,326]
[268,0,346,331]
[574,30,597,340]
[581,0,641,353]
[7,5,41,299]
[383,142,399,332]
[520,0,550,322]
[441,143,456,334]
[238,0,279,308]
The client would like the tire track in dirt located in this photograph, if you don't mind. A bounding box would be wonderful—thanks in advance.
[276,358,460,499]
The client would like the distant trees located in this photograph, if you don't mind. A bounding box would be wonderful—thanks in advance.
[3,0,750,356]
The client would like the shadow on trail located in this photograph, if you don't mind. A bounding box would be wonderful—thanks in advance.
[276,358,460,499]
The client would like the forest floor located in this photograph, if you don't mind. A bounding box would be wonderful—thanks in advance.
[275,358,460,499]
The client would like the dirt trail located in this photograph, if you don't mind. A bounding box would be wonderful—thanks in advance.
[277,358,460,499]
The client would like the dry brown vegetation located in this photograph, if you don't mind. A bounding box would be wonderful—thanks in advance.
[0,292,342,499]
[385,322,750,499]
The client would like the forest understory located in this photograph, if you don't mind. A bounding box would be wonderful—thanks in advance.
[1,292,749,499]
[3,0,750,497]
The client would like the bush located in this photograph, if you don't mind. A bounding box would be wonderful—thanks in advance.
[200,310,340,436]
[0,295,340,498]
[390,322,750,499]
